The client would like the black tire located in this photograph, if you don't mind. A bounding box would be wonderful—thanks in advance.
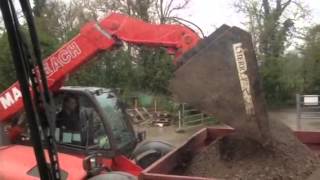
[132,140,174,168]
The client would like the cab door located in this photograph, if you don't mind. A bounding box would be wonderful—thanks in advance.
[53,91,115,157]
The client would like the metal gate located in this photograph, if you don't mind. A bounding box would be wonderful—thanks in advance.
[176,103,216,131]
[296,94,320,128]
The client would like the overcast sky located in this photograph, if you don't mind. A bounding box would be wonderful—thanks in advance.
[176,0,320,36]
[9,0,320,37]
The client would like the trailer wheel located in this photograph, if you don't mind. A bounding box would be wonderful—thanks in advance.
[132,140,174,168]
[88,171,136,180]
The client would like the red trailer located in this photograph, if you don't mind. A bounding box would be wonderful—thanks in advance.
[141,127,320,180]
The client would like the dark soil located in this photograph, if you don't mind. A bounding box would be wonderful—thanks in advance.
[170,26,319,179]
[183,119,319,180]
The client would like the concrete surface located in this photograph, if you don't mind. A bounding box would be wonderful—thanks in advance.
[269,108,320,131]
[142,108,320,147]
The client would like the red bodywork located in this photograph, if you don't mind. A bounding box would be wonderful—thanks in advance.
[0,145,142,179]
[0,12,200,122]
[0,145,87,179]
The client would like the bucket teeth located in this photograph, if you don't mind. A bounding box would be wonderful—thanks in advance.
[170,25,269,140]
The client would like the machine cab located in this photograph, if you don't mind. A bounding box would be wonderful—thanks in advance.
[12,86,138,157]
[54,86,138,156]
[7,86,173,169]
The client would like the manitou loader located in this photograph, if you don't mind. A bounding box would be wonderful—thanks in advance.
[0,2,200,179]
[0,0,260,179]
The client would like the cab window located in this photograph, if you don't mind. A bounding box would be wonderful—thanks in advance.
[95,92,135,149]
[54,92,111,150]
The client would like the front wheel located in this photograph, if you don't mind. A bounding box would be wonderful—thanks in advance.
[88,171,137,180]
[131,140,174,168]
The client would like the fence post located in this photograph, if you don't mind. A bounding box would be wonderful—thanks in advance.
[296,94,301,129]
[176,105,185,133]
[182,103,185,127]
[134,97,138,109]
[201,113,204,123]
[178,110,182,129]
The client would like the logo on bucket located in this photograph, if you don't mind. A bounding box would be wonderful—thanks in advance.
[233,43,255,116]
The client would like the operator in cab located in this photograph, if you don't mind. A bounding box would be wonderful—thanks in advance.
[56,94,102,146]
[56,95,82,131]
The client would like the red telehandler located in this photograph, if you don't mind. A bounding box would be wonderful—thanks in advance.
[0,13,199,121]
[0,1,200,179]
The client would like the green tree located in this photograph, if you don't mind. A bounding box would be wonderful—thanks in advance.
[261,52,304,105]
[137,49,175,94]
[33,0,46,17]
[0,33,15,91]
[67,49,137,91]
[301,25,320,93]
[0,0,60,91]
[234,0,309,104]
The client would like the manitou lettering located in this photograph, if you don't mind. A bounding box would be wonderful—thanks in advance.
[0,87,22,109]
[0,42,81,110]
[233,43,255,116]
[44,42,81,77]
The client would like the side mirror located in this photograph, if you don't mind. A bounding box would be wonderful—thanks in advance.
[83,153,103,177]
[137,130,146,143]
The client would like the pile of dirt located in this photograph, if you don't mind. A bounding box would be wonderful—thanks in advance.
[183,119,319,180]
[170,25,319,179]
